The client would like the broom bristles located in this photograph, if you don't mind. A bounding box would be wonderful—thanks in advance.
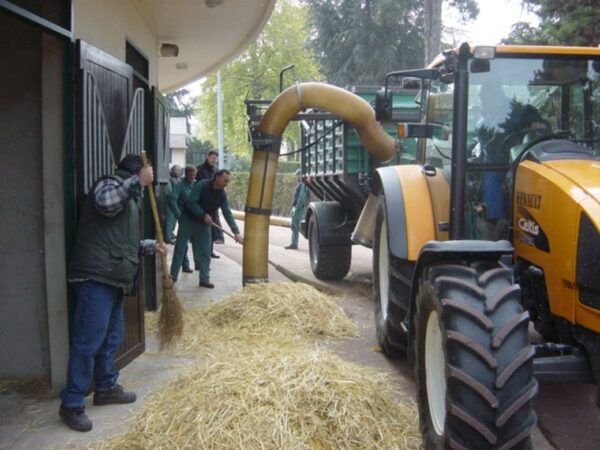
[157,276,184,349]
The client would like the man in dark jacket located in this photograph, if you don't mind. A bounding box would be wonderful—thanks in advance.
[195,150,218,181]
[59,154,166,432]
[171,169,243,287]
[196,150,224,251]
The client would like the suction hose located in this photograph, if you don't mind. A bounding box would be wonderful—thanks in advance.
[243,82,396,283]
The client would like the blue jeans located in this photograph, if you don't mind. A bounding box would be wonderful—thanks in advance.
[60,280,124,408]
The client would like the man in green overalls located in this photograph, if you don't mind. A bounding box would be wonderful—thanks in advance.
[170,169,243,287]
[167,165,197,273]
[285,169,309,250]
[164,165,182,243]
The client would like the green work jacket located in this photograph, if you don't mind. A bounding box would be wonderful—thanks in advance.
[167,178,195,218]
[68,171,141,291]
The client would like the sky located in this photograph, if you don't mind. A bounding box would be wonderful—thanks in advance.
[445,0,538,45]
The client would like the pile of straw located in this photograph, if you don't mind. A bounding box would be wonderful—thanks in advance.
[204,282,358,338]
[146,282,358,354]
[92,343,421,450]
[128,282,421,449]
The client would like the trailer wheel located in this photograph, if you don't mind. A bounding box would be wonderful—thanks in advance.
[308,214,351,280]
[415,262,537,450]
[373,199,411,356]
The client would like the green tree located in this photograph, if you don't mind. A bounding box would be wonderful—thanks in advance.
[303,0,478,87]
[165,89,196,119]
[197,0,320,158]
[425,0,479,63]
[505,0,599,46]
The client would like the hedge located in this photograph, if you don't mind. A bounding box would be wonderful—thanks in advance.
[226,172,299,217]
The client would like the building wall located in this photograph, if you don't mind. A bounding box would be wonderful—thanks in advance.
[73,0,158,86]
[171,148,187,168]
[0,13,50,378]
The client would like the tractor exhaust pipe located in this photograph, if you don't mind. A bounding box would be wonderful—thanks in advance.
[243,82,396,284]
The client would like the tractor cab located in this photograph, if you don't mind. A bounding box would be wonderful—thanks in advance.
[379,44,600,241]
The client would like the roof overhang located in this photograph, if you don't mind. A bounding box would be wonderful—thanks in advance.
[140,0,276,92]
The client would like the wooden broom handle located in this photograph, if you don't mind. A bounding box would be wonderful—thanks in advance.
[141,151,170,276]
[211,222,236,240]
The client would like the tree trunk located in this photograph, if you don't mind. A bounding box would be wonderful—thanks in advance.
[424,0,442,64]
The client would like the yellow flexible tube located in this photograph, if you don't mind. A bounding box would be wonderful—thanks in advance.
[243,82,396,283]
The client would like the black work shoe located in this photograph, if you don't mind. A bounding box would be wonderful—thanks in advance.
[285,245,298,250]
[214,238,225,244]
[211,253,220,259]
[199,281,215,289]
[59,406,92,432]
[93,384,136,406]
[182,267,193,273]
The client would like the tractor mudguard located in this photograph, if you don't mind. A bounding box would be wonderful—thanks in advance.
[373,165,439,261]
[302,201,353,246]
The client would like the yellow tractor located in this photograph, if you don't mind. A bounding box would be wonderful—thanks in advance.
[371,43,600,449]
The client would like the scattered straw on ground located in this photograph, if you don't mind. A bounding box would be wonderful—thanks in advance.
[90,342,421,450]
[146,282,358,355]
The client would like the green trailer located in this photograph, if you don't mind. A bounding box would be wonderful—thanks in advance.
[298,86,420,279]
[245,85,420,280]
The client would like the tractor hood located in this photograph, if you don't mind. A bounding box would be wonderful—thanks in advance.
[544,159,600,204]
[544,157,600,232]
[529,139,600,206]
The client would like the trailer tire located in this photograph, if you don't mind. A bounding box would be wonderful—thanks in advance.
[373,198,411,356]
[308,214,351,280]
[415,262,537,450]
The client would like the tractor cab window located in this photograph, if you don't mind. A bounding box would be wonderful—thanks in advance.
[422,80,454,177]
[420,54,600,240]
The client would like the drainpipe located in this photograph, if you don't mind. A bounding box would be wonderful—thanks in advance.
[243,82,396,284]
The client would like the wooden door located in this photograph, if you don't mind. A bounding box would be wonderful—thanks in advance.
[74,39,145,369]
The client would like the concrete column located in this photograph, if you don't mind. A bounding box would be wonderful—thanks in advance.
[41,33,69,387]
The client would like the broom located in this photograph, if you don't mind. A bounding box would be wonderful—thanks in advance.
[141,151,184,349]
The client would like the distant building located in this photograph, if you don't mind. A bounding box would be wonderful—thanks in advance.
[169,117,189,170]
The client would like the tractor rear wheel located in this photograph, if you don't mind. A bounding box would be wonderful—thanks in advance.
[415,262,537,449]
[308,214,351,280]
[373,198,412,356]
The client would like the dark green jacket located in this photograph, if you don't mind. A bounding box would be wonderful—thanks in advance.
[184,180,240,235]
[167,178,194,218]
[68,170,142,291]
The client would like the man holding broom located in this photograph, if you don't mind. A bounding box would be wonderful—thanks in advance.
[59,154,166,432]
[171,169,243,288]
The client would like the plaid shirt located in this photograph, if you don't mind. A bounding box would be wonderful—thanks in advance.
[93,175,156,255]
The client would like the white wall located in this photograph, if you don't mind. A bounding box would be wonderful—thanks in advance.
[171,148,186,168]
[169,117,188,168]
[73,0,158,86]
[170,117,187,134]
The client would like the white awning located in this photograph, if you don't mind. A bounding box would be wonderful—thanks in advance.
[146,0,276,91]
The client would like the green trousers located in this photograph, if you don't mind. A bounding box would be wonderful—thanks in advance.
[170,214,212,283]
[290,207,305,247]
[165,209,177,242]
